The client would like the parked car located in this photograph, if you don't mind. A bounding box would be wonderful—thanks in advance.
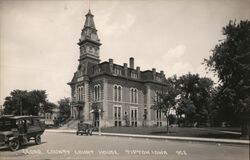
[76,121,97,136]
[0,115,45,151]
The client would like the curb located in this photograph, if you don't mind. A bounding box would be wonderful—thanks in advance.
[45,129,250,145]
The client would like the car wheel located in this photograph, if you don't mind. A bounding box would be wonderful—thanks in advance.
[35,135,41,145]
[76,132,79,135]
[9,138,20,151]
[89,130,93,136]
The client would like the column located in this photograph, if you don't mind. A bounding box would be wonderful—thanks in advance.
[102,79,108,127]
[146,85,152,126]
[84,81,90,121]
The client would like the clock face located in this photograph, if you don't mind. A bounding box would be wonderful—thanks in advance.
[88,47,94,54]
[87,47,98,56]
[91,34,98,41]
[80,45,99,56]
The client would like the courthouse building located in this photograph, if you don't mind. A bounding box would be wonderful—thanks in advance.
[68,10,169,127]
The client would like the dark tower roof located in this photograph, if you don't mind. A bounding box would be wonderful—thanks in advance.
[84,10,96,29]
[79,9,101,45]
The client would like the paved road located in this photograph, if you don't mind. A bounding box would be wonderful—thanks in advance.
[1,132,249,160]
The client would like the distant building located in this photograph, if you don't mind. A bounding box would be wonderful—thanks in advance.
[68,10,169,127]
[39,106,60,125]
[44,107,60,125]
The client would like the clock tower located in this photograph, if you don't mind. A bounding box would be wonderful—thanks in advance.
[78,10,101,68]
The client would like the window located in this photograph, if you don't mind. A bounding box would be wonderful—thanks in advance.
[114,67,122,75]
[155,91,162,103]
[130,107,138,127]
[114,105,122,126]
[113,85,122,102]
[156,110,162,120]
[26,119,33,126]
[156,110,163,126]
[131,72,138,79]
[130,88,138,104]
[156,76,161,82]
[77,86,84,101]
[94,67,101,74]
[94,85,101,101]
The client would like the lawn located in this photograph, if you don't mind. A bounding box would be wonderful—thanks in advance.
[102,126,242,139]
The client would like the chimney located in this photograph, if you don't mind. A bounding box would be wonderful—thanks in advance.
[160,70,164,75]
[129,57,134,69]
[136,66,140,79]
[124,63,128,68]
[152,68,156,80]
[136,66,140,71]
[109,58,113,65]
[152,68,156,73]
[109,59,113,72]
[124,63,128,76]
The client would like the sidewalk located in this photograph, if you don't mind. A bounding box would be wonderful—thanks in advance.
[45,129,249,145]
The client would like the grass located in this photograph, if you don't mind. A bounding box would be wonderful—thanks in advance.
[102,126,243,139]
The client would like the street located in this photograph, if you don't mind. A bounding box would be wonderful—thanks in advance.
[0,132,249,160]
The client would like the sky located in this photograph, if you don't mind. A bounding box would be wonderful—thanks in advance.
[0,0,249,105]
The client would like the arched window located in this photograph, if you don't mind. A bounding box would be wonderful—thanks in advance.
[155,91,161,103]
[80,87,83,101]
[78,87,80,101]
[131,89,134,103]
[118,86,121,101]
[134,89,137,103]
[97,85,100,100]
[114,86,117,101]
[77,86,84,101]
[113,85,122,102]
[130,88,138,104]
[94,85,101,101]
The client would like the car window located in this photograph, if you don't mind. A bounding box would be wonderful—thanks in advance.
[33,119,40,125]
[26,119,33,125]
[16,119,24,125]
[5,120,11,125]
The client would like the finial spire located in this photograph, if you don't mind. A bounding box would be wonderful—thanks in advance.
[88,0,91,11]
[79,9,101,45]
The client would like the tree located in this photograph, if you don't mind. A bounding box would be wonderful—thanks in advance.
[151,76,179,133]
[57,98,71,122]
[3,89,50,116]
[176,73,214,127]
[205,20,250,139]
[176,97,196,126]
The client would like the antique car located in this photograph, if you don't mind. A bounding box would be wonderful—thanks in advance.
[0,115,45,151]
[76,121,96,136]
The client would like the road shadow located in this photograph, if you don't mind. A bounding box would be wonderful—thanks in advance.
[196,133,241,139]
[150,131,176,135]
[149,131,241,139]
[0,141,47,152]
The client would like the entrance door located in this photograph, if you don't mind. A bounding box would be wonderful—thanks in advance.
[156,110,162,126]
[114,106,122,127]
[130,107,138,127]
[78,106,83,120]
[94,112,99,127]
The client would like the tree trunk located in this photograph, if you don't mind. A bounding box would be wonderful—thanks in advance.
[166,111,170,134]
[241,119,250,139]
